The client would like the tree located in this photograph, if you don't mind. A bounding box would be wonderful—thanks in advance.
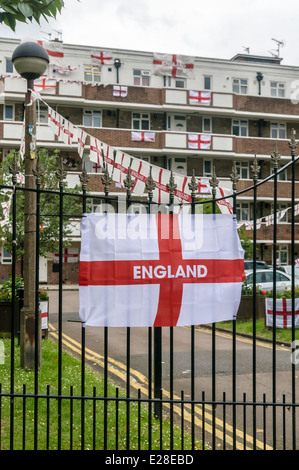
[0,148,82,260]
[0,0,66,31]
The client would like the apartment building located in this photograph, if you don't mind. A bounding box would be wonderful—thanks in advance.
[0,37,298,283]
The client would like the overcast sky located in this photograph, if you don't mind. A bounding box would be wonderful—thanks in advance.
[1,0,299,65]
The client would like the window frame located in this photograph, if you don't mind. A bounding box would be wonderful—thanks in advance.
[270,81,285,98]
[84,64,101,82]
[270,122,286,139]
[236,202,250,222]
[235,161,250,179]
[232,78,248,94]
[232,119,248,137]
[132,112,150,130]
[133,69,151,86]
[1,246,12,265]
[83,109,102,128]
[202,117,212,133]
[203,159,213,177]
[4,104,14,121]
[203,75,212,90]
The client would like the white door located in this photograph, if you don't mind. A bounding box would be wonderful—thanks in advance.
[167,114,186,132]
[39,256,48,283]
[169,157,187,175]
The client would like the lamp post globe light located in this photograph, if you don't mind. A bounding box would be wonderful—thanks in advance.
[12,42,49,369]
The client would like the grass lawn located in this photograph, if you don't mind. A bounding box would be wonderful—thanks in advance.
[0,338,201,451]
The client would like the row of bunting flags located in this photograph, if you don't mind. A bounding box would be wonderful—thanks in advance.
[240,203,299,230]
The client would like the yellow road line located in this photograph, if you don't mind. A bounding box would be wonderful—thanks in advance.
[48,323,272,450]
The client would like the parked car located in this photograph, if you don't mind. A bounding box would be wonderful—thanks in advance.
[277,265,299,281]
[244,269,293,293]
[244,260,270,272]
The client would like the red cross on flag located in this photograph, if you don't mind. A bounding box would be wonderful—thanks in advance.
[113,85,128,97]
[189,90,211,106]
[89,136,103,166]
[188,134,211,150]
[79,213,245,327]
[91,50,113,65]
[34,77,56,94]
[37,40,64,66]
[101,143,114,175]
[216,187,234,215]
[153,53,195,78]
[130,157,150,197]
[266,298,299,328]
[112,151,131,186]
[131,131,155,142]
[78,129,87,158]
[62,119,77,146]
[54,247,79,263]
[48,108,57,133]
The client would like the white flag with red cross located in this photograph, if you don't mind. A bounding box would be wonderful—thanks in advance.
[189,90,211,105]
[89,136,103,166]
[101,143,114,175]
[131,131,155,142]
[79,213,245,327]
[188,134,211,149]
[34,77,56,94]
[112,151,131,186]
[266,298,299,328]
[113,85,128,97]
[91,50,113,65]
[130,157,150,197]
[37,40,64,66]
[153,53,195,78]
[150,166,171,204]
[62,119,77,146]
[77,128,87,158]
[216,187,234,214]
[54,247,79,263]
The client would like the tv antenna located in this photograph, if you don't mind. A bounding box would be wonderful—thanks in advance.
[270,38,285,57]
[242,46,250,54]
[52,29,63,41]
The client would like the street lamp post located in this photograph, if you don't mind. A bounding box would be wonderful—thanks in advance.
[12,42,49,369]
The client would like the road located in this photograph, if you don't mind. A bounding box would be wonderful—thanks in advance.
[47,288,299,450]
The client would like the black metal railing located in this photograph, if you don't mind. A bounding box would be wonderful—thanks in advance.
[0,132,298,451]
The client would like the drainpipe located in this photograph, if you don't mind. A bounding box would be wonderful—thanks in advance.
[256,72,263,95]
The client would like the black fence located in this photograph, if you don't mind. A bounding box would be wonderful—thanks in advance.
[0,134,298,451]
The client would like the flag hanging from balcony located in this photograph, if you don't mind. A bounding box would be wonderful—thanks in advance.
[189,90,211,105]
[188,134,211,149]
[37,40,64,67]
[113,85,128,97]
[79,213,245,327]
[34,77,56,94]
[131,131,155,142]
[153,53,195,78]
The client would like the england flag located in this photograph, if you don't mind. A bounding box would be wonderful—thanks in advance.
[79,213,245,327]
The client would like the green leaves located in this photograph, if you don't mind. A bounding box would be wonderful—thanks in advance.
[0,1,69,31]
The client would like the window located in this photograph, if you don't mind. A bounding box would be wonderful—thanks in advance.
[232,78,248,94]
[235,161,249,179]
[236,202,250,222]
[202,117,212,133]
[83,110,101,127]
[271,163,287,181]
[270,122,286,139]
[4,105,14,121]
[203,160,213,177]
[37,105,48,123]
[277,245,288,265]
[1,246,12,264]
[84,64,101,82]
[164,77,186,88]
[132,112,150,130]
[232,119,248,136]
[271,203,288,222]
[204,76,211,90]
[5,59,13,73]
[133,69,150,86]
[270,81,285,98]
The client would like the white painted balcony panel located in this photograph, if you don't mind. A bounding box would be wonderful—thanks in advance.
[165,133,187,148]
[3,122,23,139]
[165,89,187,105]
[213,136,233,151]
[59,81,82,97]
[4,76,27,93]
[66,173,80,188]
[212,93,233,108]
[37,125,55,141]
